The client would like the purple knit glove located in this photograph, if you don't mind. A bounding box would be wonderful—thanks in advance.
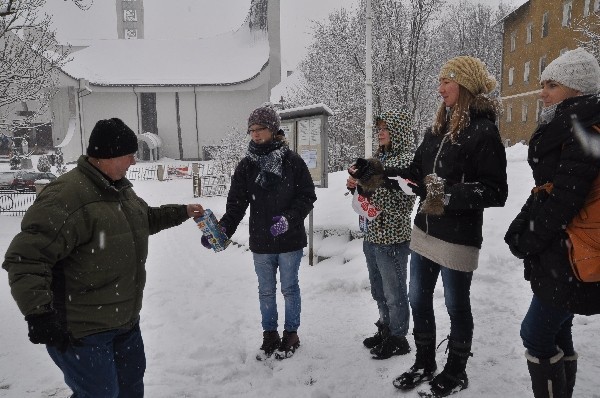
[270,216,289,237]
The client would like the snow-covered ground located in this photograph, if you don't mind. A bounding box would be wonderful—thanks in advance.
[1,145,599,397]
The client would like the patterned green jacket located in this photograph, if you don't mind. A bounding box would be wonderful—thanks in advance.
[365,110,416,245]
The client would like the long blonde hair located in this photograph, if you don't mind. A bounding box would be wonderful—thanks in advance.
[432,85,475,141]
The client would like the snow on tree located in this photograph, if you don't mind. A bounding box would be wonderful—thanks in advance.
[204,127,248,176]
[0,0,77,122]
[287,0,506,171]
[576,13,600,60]
[54,147,66,175]
[36,153,50,172]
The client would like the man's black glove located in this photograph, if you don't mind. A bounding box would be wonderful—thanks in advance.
[504,217,528,259]
[25,311,70,352]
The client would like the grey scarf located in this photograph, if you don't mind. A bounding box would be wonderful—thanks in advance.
[246,140,288,190]
[539,103,559,125]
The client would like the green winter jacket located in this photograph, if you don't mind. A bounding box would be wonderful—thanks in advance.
[365,110,416,244]
[2,156,190,338]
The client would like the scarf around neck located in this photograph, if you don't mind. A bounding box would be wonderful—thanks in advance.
[539,103,559,125]
[245,140,288,190]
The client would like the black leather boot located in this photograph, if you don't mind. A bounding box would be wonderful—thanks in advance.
[427,338,472,397]
[393,332,437,390]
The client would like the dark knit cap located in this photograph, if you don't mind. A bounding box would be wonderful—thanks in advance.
[87,118,138,159]
[247,103,281,133]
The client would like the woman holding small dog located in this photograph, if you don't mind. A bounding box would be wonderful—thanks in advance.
[346,110,416,360]
[389,56,508,397]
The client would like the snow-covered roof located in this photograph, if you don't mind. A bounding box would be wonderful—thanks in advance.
[496,0,530,25]
[278,103,334,119]
[60,26,270,86]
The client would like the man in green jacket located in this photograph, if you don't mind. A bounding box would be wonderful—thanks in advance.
[3,118,204,397]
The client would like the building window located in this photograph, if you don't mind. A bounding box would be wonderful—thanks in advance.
[526,23,533,43]
[536,100,544,122]
[539,55,547,77]
[124,9,137,22]
[585,0,591,17]
[542,12,549,37]
[510,31,516,51]
[524,61,531,83]
[509,67,515,86]
[522,103,528,122]
[563,1,573,27]
[125,29,137,39]
[507,105,512,122]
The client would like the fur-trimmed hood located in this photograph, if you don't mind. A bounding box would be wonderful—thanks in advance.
[470,94,501,124]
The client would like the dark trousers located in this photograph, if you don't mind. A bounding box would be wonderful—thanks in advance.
[521,294,575,359]
[47,322,146,398]
[409,251,474,343]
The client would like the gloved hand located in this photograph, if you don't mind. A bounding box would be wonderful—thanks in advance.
[350,158,370,179]
[200,225,227,250]
[201,235,212,249]
[419,173,446,215]
[515,229,549,257]
[504,217,528,259]
[270,216,289,237]
[25,311,70,352]
[407,180,426,199]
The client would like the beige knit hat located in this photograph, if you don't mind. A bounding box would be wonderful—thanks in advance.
[439,56,497,95]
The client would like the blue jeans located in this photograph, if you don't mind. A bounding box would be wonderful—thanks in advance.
[521,294,575,359]
[409,251,474,343]
[363,240,410,337]
[253,249,303,332]
[47,323,145,398]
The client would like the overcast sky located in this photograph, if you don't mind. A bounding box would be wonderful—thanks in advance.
[46,0,522,74]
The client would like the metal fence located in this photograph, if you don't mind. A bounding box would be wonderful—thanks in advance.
[0,190,36,216]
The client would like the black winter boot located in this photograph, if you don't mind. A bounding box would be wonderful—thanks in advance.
[427,338,472,397]
[363,320,388,349]
[393,332,437,390]
[256,330,281,361]
[274,330,300,360]
[563,353,577,398]
[526,350,567,398]
[369,325,390,355]
[372,334,411,359]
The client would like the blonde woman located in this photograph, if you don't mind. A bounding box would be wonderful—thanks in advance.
[390,56,508,397]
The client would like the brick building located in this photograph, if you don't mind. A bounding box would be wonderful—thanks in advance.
[500,0,600,145]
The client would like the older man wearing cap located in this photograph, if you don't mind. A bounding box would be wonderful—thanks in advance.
[3,117,204,397]
[207,103,316,361]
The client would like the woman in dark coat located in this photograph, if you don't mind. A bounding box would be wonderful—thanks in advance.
[391,56,508,397]
[504,48,600,398]
[202,104,316,361]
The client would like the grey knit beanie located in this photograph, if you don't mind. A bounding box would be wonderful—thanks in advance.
[540,48,600,95]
